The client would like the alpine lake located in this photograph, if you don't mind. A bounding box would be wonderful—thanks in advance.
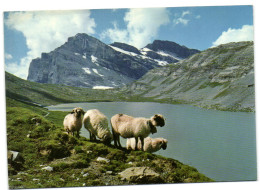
[47,102,257,182]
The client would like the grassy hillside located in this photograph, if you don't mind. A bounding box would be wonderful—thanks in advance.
[6,98,213,189]
[5,71,124,106]
[123,41,255,112]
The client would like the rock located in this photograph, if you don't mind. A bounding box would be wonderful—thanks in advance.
[110,42,142,55]
[119,167,163,184]
[106,171,113,175]
[184,178,193,183]
[41,166,53,172]
[8,151,24,164]
[127,41,254,112]
[96,157,110,163]
[145,40,200,59]
[27,33,199,88]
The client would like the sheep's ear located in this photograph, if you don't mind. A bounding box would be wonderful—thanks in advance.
[154,114,158,117]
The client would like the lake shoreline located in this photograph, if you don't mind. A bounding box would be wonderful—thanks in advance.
[47,101,257,182]
[6,99,214,188]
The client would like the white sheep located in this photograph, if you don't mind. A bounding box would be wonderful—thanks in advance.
[126,137,168,153]
[83,109,113,144]
[111,113,165,150]
[63,107,85,137]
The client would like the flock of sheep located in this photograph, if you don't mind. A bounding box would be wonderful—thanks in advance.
[63,107,168,153]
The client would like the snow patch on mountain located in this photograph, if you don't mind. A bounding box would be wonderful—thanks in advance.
[157,51,181,61]
[93,86,114,90]
[155,60,168,66]
[91,55,98,63]
[93,69,104,77]
[109,45,138,56]
[82,67,91,74]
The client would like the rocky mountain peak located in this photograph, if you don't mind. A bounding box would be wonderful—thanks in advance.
[110,42,141,55]
[27,33,200,89]
[126,41,254,112]
[145,40,200,59]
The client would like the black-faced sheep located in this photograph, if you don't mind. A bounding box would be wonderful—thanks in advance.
[111,113,165,150]
[83,109,113,144]
[63,107,85,137]
[126,137,168,153]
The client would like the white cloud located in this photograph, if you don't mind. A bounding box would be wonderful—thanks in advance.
[196,15,201,19]
[173,10,200,26]
[5,61,26,79]
[173,17,189,25]
[5,53,13,60]
[100,22,128,44]
[101,8,170,48]
[5,10,96,79]
[182,11,191,17]
[173,10,190,26]
[212,25,254,47]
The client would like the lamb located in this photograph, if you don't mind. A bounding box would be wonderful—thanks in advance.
[126,137,168,153]
[111,113,165,150]
[83,109,113,144]
[63,107,85,137]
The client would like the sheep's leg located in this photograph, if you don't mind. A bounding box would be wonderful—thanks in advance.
[140,137,144,151]
[112,128,118,147]
[135,137,138,151]
[76,130,80,138]
[92,134,97,141]
[114,135,118,147]
[117,136,122,148]
[90,133,94,141]
[89,132,93,141]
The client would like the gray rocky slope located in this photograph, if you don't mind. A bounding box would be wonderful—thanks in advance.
[123,41,255,111]
[27,33,199,88]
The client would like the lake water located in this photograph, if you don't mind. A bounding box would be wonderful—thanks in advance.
[47,102,257,182]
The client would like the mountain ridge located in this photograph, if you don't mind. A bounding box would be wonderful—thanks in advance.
[122,41,255,112]
[27,33,200,88]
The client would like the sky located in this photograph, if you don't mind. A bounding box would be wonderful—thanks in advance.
[0,1,260,190]
[3,5,254,80]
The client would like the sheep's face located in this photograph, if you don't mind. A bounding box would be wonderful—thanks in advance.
[152,114,165,127]
[161,139,168,150]
[71,107,85,118]
[102,134,113,145]
[147,120,157,134]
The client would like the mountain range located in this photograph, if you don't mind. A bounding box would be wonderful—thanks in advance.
[27,33,200,88]
[24,34,254,111]
[123,41,254,111]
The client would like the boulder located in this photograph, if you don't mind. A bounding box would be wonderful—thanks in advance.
[8,151,24,163]
[41,166,53,172]
[96,157,110,163]
[119,167,163,184]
